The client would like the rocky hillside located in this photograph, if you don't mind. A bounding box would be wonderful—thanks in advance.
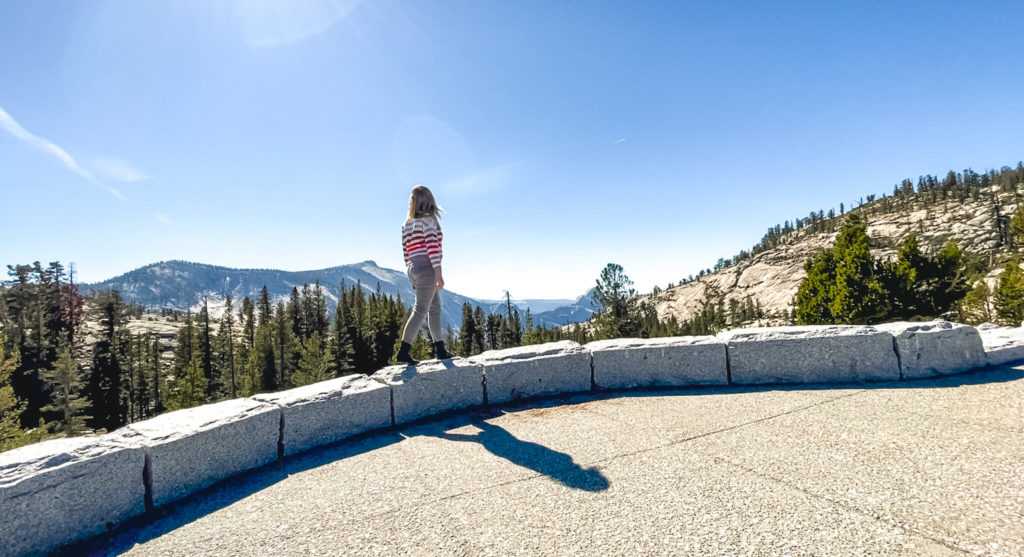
[649,182,1020,326]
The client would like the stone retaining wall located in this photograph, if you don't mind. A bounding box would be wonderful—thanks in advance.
[3,320,1021,556]
[719,325,900,384]
[877,321,986,379]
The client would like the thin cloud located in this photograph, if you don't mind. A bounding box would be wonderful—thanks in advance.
[441,163,523,196]
[0,105,124,199]
[611,137,626,145]
[93,157,149,183]
[154,212,170,224]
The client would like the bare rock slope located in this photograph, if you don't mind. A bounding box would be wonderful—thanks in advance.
[650,187,1014,325]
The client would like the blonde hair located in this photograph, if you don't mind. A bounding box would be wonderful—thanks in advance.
[408,185,443,221]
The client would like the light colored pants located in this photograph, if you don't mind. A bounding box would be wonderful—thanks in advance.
[402,263,442,344]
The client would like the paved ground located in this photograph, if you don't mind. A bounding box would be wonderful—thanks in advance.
[68,366,1024,556]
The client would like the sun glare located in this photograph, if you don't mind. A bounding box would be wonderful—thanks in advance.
[227,0,364,47]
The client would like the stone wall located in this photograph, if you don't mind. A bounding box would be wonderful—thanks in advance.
[2,320,1021,555]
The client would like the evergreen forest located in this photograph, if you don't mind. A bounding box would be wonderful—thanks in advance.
[4,162,1024,451]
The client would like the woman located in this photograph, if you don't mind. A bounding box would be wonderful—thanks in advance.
[395,185,453,365]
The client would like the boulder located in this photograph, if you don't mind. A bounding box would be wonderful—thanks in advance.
[115,398,279,508]
[587,336,728,389]
[254,375,391,456]
[468,341,591,404]
[978,325,1024,367]
[876,321,986,379]
[0,436,145,556]
[719,325,899,384]
[371,359,484,425]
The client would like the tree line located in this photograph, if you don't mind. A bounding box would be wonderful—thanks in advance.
[794,214,971,324]
[0,273,450,451]
[667,163,1024,289]
[3,263,683,451]
[793,203,1024,327]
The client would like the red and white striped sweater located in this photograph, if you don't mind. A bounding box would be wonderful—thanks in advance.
[402,217,443,268]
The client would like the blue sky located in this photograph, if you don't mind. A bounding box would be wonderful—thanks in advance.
[2,1,1022,300]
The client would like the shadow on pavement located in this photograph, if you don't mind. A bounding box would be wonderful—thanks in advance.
[58,363,1023,555]
[430,420,610,492]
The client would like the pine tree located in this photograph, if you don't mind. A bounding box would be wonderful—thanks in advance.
[289,288,304,340]
[880,235,923,319]
[444,325,458,350]
[215,295,237,398]
[5,263,48,427]
[472,307,487,354]
[458,303,477,356]
[995,261,1024,325]
[255,324,277,392]
[41,341,90,437]
[509,309,523,346]
[238,297,256,392]
[880,236,967,319]
[829,214,887,323]
[87,291,128,430]
[173,354,207,410]
[486,314,502,350]
[151,336,165,414]
[796,246,837,325]
[0,333,26,450]
[410,332,432,362]
[134,334,149,420]
[121,332,137,424]
[959,281,994,325]
[593,263,641,338]
[241,297,256,350]
[521,309,539,345]
[273,301,296,388]
[331,284,352,376]
[921,242,968,316]
[292,332,330,387]
[196,300,216,398]
[240,348,262,397]
[312,281,328,338]
[258,286,273,328]
[172,310,195,383]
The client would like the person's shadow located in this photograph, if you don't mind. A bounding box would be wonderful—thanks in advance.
[432,419,610,492]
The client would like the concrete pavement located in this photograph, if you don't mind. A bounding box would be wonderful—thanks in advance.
[66,365,1024,556]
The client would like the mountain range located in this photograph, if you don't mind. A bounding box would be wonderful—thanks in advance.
[80,260,599,328]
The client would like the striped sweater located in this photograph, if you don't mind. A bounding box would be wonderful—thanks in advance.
[402,216,443,268]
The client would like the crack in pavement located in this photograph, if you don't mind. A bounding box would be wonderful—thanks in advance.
[712,456,973,556]
[362,388,870,520]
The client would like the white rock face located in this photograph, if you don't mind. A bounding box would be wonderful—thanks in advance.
[115,398,279,508]
[254,375,391,456]
[649,187,1012,327]
[719,325,899,384]
[372,359,485,425]
[468,341,592,404]
[876,321,986,379]
[0,436,145,556]
[978,324,1024,366]
[587,336,728,389]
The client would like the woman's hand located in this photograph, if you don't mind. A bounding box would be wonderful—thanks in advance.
[435,268,445,291]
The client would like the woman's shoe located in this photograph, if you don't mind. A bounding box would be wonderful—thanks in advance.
[396,342,418,366]
[433,341,453,360]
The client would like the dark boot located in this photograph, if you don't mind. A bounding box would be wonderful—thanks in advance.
[396,342,418,366]
[433,341,453,360]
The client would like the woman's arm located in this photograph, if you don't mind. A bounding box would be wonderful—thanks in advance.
[425,219,444,289]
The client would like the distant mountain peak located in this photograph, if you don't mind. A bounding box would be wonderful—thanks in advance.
[79,260,597,328]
